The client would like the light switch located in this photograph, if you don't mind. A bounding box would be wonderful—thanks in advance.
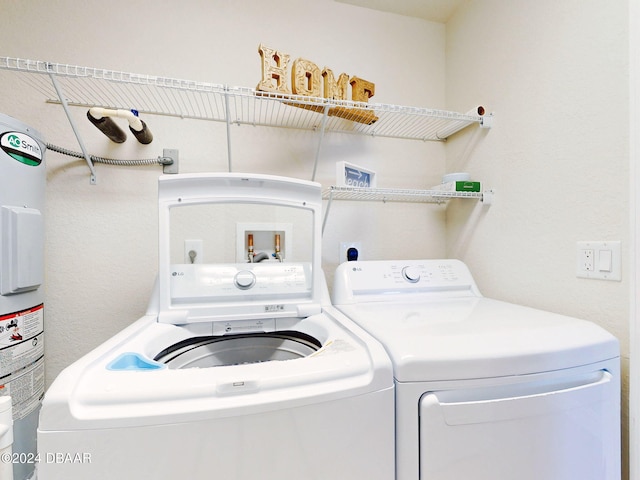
[598,249,612,272]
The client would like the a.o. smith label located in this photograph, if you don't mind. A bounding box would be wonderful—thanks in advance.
[0,131,43,166]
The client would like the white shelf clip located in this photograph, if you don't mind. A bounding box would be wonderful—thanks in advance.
[480,113,494,129]
[481,189,495,205]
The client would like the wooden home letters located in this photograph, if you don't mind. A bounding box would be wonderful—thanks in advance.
[257,44,378,125]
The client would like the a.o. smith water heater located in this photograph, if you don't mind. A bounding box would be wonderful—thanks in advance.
[0,113,46,480]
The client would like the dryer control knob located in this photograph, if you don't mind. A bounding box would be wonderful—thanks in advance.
[401,266,421,283]
[234,270,256,290]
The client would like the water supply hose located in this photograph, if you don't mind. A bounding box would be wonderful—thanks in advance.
[252,252,270,263]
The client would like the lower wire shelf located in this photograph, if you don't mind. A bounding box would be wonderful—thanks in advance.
[322,186,486,203]
[321,186,492,233]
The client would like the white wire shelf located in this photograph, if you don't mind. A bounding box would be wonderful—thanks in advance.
[0,57,489,141]
[0,56,492,183]
[320,186,491,234]
[322,186,485,204]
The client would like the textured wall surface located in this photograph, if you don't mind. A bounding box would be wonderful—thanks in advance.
[0,0,448,383]
[445,1,629,477]
[0,2,630,475]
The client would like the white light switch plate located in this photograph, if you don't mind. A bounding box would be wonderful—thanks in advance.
[576,241,621,281]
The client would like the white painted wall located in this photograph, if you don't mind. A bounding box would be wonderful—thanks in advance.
[630,2,640,477]
[628,2,640,480]
[0,1,447,383]
[0,1,630,474]
[445,1,629,477]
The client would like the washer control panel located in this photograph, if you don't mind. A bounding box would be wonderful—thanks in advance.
[401,266,421,283]
[332,259,480,303]
[170,263,311,303]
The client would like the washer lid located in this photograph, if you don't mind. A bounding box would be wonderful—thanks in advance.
[336,297,619,382]
[155,174,325,325]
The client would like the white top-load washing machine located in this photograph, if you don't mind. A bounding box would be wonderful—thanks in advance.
[332,259,620,480]
[37,174,394,480]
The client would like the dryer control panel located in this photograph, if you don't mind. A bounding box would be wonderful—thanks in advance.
[332,259,481,304]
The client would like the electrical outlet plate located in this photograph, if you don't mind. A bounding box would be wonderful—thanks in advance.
[576,241,621,281]
[163,148,179,174]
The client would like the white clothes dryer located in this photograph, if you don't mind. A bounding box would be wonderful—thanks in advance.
[36,174,395,480]
[332,259,620,480]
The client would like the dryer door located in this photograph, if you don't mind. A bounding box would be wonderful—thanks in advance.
[419,369,619,480]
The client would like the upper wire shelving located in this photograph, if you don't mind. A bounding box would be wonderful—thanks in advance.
[0,57,491,183]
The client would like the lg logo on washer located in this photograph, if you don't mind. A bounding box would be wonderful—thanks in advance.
[0,131,42,166]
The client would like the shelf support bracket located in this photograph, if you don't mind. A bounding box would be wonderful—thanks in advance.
[224,87,233,172]
[311,104,331,182]
[47,70,97,185]
[321,187,335,236]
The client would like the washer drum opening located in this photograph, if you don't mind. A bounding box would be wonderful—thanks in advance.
[154,331,322,369]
